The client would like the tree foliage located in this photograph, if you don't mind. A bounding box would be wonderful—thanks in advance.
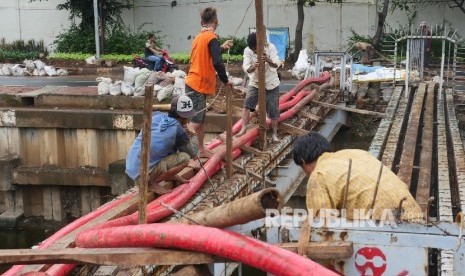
[391,0,465,14]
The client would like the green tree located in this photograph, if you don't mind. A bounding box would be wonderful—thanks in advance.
[289,0,343,62]
[30,0,133,53]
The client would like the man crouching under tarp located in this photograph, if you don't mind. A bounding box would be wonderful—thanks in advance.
[125,95,198,194]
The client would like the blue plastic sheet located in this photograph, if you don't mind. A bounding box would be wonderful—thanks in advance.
[266,28,289,61]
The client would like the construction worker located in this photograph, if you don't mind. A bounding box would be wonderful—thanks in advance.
[237,32,281,142]
[292,132,423,222]
[125,95,198,194]
[420,21,432,68]
[354,41,374,64]
[185,7,233,158]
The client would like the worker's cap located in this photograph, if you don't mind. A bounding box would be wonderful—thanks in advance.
[420,21,427,27]
[171,95,196,119]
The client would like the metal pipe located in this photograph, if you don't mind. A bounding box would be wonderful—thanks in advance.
[93,0,100,59]
[405,39,410,98]
[439,28,446,100]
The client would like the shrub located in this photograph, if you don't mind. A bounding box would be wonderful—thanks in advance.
[53,24,164,55]
[219,36,247,56]
[0,37,48,62]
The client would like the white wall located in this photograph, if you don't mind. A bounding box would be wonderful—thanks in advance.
[0,0,70,50]
[0,0,463,54]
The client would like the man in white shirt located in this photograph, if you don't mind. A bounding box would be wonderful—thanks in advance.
[237,32,281,142]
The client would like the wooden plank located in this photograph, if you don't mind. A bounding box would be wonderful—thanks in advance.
[0,241,352,265]
[279,122,309,136]
[138,84,153,224]
[0,248,225,266]
[313,100,385,117]
[239,144,263,156]
[299,111,321,122]
[397,83,426,187]
[297,218,311,256]
[278,241,353,260]
[415,82,435,213]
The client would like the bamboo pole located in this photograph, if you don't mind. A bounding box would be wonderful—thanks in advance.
[138,83,153,224]
[255,0,267,150]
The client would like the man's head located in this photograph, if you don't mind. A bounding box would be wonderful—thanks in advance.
[420,21,428,29]
[247,32,257,52]
[148,33,155,42]
[292,132,333,176]
[169,95,196,123]
[201,7,218,28]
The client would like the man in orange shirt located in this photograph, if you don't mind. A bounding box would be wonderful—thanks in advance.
[185,7,233,158]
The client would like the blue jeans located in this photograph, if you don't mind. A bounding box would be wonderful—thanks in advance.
[146,55,163,71]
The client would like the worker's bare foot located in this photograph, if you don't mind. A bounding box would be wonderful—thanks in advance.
[272,134,280,143]
[236,127,246,137]
[198,149,213,158]
[148,183,173,194]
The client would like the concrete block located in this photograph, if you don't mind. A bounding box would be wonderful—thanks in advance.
[43,186,63,221]
[0,155,21,191]
[0,210,23,228]
[109,159,133,195]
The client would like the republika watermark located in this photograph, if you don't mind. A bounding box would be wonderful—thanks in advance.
[265,208,423,228]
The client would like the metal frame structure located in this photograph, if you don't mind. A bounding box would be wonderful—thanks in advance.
[392,25,464,99]
[307,51,353,92]
[219,216,465,275]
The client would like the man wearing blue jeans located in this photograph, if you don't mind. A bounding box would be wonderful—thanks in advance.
[145,33,163,71]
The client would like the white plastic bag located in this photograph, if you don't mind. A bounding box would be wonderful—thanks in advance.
[123,66,139,86]
[157,84,174,102]
[96,77,112,95]
[292,49,309,80]
[57,68,69,76]
[172,77,185,97]
[44,66,58,76]
[1,65,10,76]
[134,68,151,91]
[171,69,187,79]
[121,81,135,96]
[86,56,96,65]
[109,80,122,96]
[11,64,26,76]
[24,60,35,73]
[33,60,45,71]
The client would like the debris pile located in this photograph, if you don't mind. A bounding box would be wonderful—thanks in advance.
[0,60,69,77]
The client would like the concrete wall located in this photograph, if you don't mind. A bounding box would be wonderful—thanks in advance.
[0,0,463,52]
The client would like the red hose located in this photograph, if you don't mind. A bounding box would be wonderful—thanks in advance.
[2,192,136,276]
[11,73,330,276]
[75,224,338,276]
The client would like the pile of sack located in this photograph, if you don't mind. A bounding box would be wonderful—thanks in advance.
[0,59,68,77]
[96,66,188,102]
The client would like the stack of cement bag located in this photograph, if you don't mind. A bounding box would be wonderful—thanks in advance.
[96,66,188,101]
[0,59,68,77]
